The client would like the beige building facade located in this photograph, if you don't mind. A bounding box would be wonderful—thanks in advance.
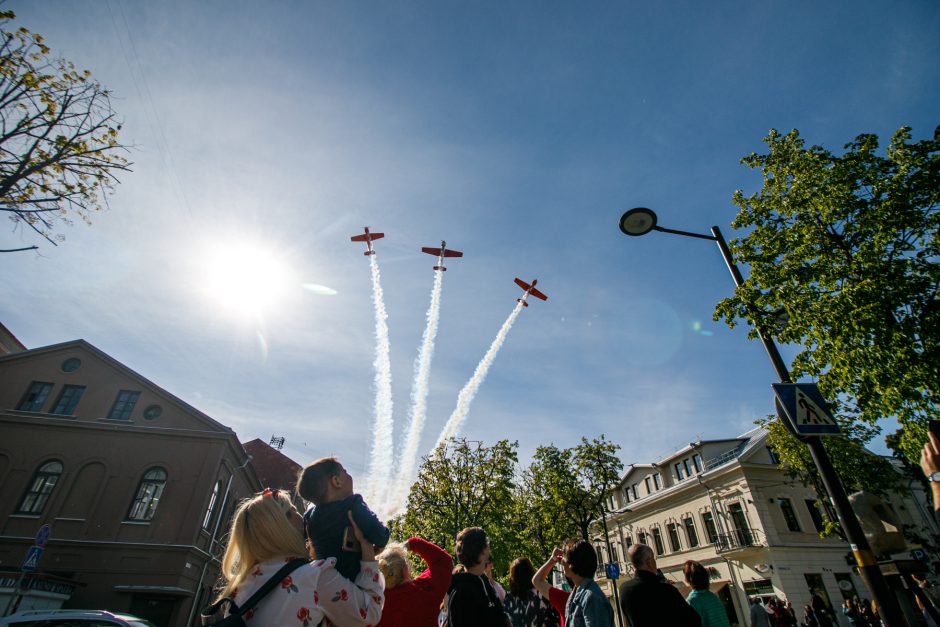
[595,428,940,627]
[0,340,264,626]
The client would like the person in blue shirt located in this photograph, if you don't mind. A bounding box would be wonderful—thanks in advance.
[557,539,613,627]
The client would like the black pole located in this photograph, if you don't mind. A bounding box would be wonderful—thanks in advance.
[709,225,908,627]
[599,511,625,627]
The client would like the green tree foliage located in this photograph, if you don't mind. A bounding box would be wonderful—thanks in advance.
[0,11,131,248]
[517,436,623,546]
[715,126,939,462]
[390,436,623,576]
[389,438,519,575]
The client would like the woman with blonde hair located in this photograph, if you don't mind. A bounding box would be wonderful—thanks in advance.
[376,537,453,626]
[213,488,384,625]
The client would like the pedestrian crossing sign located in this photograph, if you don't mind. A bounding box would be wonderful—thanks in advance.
[21,545,43,572]
[772,383,841,436]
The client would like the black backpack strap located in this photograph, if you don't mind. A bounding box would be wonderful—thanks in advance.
[203,558,307,621]
[237,558,308,616]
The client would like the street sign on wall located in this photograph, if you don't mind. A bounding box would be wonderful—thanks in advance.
[20,546,43,572]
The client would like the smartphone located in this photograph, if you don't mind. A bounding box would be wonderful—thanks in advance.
[930,420,940,441]
[342,525,361,552]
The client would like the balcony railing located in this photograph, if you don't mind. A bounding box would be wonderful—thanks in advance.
[715,527,763,553]
[703,446,742,471]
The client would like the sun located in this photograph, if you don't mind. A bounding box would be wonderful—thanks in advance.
[203,240,291,315]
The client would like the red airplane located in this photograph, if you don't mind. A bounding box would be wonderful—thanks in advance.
[350,227,384,255]
[514,278,548,307]
[421,240,463,271]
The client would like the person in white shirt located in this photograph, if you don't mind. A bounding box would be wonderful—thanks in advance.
[215,487,384,626]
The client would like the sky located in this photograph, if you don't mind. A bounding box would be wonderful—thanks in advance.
[2,1,938,511]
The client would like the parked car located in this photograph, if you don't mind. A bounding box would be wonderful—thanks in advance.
[0,609,157,626]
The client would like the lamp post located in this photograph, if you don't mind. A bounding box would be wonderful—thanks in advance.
[618,207,908,627]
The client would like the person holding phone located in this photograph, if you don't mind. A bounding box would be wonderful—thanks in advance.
[920,425,940,519]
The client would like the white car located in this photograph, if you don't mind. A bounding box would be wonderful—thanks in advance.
[0,609,157,626]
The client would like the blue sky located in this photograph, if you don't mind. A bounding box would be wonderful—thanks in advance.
[3,1,938,495]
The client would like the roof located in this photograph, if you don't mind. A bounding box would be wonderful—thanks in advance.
[243,438,303,492]
[0,339,236,435]
[0,322,26,355]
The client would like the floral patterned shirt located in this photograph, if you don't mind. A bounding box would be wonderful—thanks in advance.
[231,557,385,626]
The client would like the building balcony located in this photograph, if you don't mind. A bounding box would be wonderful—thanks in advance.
[714,527,765,556]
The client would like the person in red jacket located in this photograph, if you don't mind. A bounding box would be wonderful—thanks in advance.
[376,536,453,627]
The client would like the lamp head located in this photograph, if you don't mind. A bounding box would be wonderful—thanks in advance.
[619,207,658,236]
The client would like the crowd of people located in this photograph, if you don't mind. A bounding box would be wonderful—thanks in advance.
[198,445,940,626]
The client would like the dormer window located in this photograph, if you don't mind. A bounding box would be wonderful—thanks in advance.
[692,454,704,473]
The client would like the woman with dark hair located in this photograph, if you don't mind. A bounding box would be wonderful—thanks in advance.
[683,560,730,627]
[682,560,731,627]
[558,539,613,627]
[503,557,561,627]
[445,527,511,627]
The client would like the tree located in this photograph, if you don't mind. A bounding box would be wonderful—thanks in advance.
[715,126,939,463]
[0,11,131,250]
[521,436,623,544]
[389,437,520,575]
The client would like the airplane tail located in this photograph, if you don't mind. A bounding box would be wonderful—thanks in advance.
[434,266,446,271]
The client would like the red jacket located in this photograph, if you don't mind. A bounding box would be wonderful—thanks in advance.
[377,537,453,627]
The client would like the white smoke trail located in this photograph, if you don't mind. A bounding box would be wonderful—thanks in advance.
[432,298,526,453]
[389,270,444,515]
[363,253,394,512]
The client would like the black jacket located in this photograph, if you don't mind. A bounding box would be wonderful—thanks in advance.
[303,494,390,580]
[447,572,509,627]
[618,570,701,627]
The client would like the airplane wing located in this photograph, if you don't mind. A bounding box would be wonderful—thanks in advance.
[370,233,384,240]
[529,287,548,301]
[421,247,439,255]
[442,249,463,258]
[514,278,531,291]
[351,234,368,242]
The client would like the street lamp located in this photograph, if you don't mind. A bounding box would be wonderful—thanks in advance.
[617,208,908,627]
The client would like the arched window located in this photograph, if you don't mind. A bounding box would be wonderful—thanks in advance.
[17,460,63,514]
[127,467,167,521]
[202,480,221,530]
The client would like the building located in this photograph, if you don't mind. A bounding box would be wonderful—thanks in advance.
[0,339,263,626]
[595,427,940,627]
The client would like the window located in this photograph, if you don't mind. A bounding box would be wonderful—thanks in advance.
[16,460,63,514]
[128,467,167,521]
[608,495,615,511]
[638,531,648,546]
[767,447,781,465]
[644,476,652,494]
[702,511,719,544]
[779,498,801,532]
[653,473,662,490]
[651,527,665,555]
[674,463,683,481]
[51,384,85,415]
[202,481,222,530]
[805,499,826,532]
[683,517,699,547]
[667,522,681,552]
[625,534,633,548]
[624,487,632,503]
[683,458,693,477]
[692,454,703,473]
[17,381,53,412]
[107,390,141,421]
[631,483,639,499]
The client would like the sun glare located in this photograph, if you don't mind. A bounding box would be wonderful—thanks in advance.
[204,241,291,315]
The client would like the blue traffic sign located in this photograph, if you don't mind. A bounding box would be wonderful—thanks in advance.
[605,563,620,580]
[911,548,929,562]
[772,383,841,436]
[21,545,43,572]
[35,524,51,547]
